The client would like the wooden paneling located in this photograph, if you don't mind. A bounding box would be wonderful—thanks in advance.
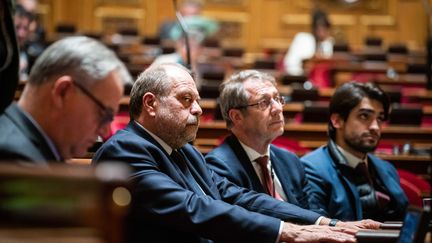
[37,0,427,52]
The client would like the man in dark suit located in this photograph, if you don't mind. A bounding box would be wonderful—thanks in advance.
[0,36,131,165]
[205,70,320,212]
[301,82,408,221]
[93,63,379,243]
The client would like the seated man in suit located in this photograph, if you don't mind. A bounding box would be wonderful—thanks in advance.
[301,82,408,221]
[0,36,131,165]
[205,70,321,212]
[92,63,380,243]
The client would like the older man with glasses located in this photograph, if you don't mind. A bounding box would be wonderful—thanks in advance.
[205,69,325,212]
[0,36,131,166]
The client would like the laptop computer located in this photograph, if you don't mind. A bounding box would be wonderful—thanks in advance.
[356,206,431,243]
[397,206,430,243]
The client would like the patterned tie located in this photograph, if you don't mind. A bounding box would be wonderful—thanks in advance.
[255,156,283,200]
[171,150,204,195]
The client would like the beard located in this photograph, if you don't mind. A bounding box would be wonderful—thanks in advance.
[344,132,379,154]
[155,108,199,149]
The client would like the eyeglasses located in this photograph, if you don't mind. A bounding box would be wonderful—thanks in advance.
[234,96,287,111]
[72,80,114,126]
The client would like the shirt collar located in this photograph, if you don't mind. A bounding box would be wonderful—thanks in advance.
[238,141,270,162]
[336,144,368,168]
[19,106,62,161]
[134,121,173,155]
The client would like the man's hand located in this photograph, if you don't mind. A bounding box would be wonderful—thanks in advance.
[280,222,357,242]
[320,217,382,230]
[336,219,381,230]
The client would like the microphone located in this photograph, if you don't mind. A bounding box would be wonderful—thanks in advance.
[172,0,192,71]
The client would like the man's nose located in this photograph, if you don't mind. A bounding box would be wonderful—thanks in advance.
[270,99,283,115]
[191,100,202,116]
[369,118,380,131]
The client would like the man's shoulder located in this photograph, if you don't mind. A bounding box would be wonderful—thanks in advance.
[0,110,31,147]
[368,153,395,169]
[98,126,155,153]
[301,146,327,160]
[270,145,298,158]
[0,105,18,131]
[300,146,333,167]
[0,117,40,161]
[205,138,236,161]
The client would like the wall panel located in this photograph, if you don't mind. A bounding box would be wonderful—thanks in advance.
[36,0,427,53]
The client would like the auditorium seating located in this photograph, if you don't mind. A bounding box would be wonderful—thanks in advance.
[364,36,383,47]
[14,29,431,185]
[389,104,423,126]
[398,169,431,207]
[300,101,329,123]
[289,83,319,102]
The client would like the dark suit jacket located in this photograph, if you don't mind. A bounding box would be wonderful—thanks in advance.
[301,145,408,221]
[205,135,321,213]
[0,103,56,165]
[92,121,322,243]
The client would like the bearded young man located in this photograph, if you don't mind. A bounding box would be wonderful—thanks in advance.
[301,82,408,222]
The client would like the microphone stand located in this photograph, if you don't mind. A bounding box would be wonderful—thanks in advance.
[173,0,192,72]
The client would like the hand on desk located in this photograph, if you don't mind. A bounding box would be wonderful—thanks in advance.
[336,219,382,230]
[280,223,357,242]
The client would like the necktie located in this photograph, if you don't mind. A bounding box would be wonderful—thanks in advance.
[255,156,283,200]
[356,162,390,208]
[355,162,372,184]
[171,150,204,195]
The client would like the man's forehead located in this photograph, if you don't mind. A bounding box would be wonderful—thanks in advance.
[352,98,384,113]
[244,78,275,92]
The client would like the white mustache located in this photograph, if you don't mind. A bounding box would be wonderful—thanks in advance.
[187,116,199,125]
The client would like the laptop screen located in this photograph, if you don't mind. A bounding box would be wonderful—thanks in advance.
[397,206,430,243]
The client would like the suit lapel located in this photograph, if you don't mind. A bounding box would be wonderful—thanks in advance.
[128,122,218,198]
[269,148,298,203]
[179,148,219,198]
[227,135,267,193]
[325,146,363,219]
[6,103,57,163]
[127,121,193,189]
[367,155,401,204]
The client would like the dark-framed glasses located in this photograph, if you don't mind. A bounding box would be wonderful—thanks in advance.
[72,80,114,126]
[235,96,287,111]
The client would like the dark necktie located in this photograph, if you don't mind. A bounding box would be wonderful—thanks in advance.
[355,162,372,184]
[255,156,282,200]
[171,150,204,195]
[356,162,390,208]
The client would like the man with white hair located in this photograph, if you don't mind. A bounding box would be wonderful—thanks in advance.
[0,36,131,166]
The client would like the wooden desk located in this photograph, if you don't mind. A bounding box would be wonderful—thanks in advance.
[197,121,432,143]
[0,163,131,243]
[373,74,427,87]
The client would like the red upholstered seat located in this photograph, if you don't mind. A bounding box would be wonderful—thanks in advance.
[105,112,130,140]
[397,169,431,207]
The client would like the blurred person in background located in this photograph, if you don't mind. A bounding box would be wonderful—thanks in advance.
[14,4,33,81]
[0,36,130,166]
[283,8,334,76]
[159,0,219,42]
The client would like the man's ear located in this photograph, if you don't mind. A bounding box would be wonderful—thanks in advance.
[142,92,157,117]
[51,76,73,108]
[330,113,343,129]
[228,108,243,126]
